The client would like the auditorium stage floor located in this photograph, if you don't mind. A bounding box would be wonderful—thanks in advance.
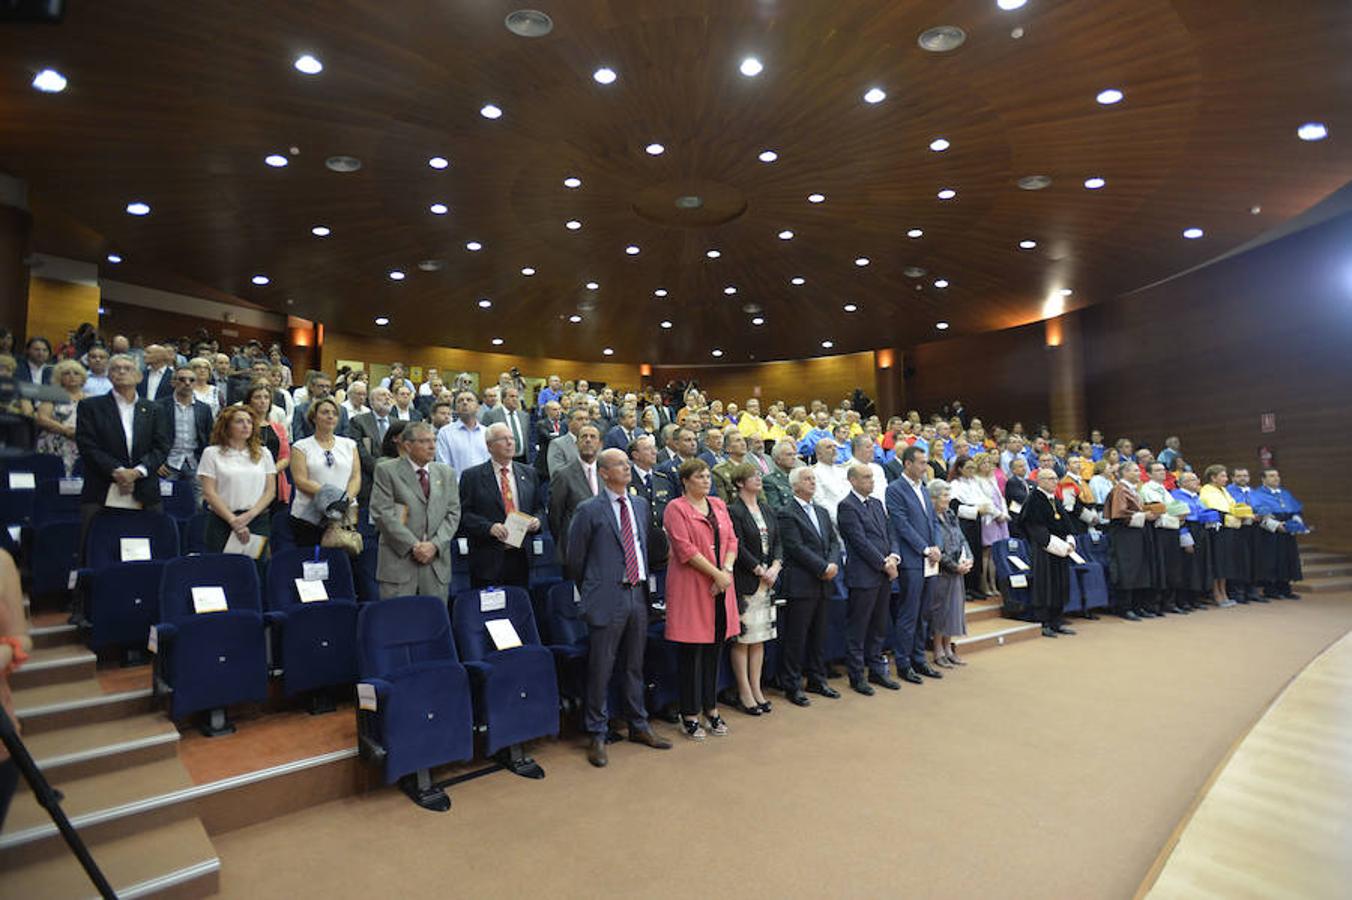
[212,594,1352,899]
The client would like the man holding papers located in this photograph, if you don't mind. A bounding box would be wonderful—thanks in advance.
[567,448,673,767]
[370,422,462,599]
[1020,468,1077,638]
[458,422,541,588]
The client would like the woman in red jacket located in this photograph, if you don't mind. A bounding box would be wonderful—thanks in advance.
[663,458,740,741]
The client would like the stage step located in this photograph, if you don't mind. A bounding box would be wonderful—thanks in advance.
[1299,561,1352,579]
[0,814,219,900]
[1292,575,1352,594]
[966,602,1003,623]
[23,714,181,781]
[12,678,155,735]
[9,643,98,690]
[1300,551,1350,566]
[29,621,81,649]
[953,617,1041,653]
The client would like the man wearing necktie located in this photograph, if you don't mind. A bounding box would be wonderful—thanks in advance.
[457,423,542,588]
[776,466,843,706]
[836,464,902,695]
[370,423,462,598]
[483,385,531,464]
[603,406,641,453]
[567,449,674,766]
[349,386,395,509]
[550,424,603,580]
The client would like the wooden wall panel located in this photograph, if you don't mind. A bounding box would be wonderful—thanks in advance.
[904,321,1054,428]
[26,276,98,348]
[650,352,878,411]
[97,298,283,353]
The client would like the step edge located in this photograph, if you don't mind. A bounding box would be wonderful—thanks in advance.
[35,729,180,772]
[953,622,1040,642]
[119,856,222,900]
[15,687,154,719]
[29,623,79,638]
[21,649,98,672]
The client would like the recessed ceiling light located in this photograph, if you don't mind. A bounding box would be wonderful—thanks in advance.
[565,220,582,230]
[660,320,673,329]
[1250,205,1263,215]
[625,244,641,255]
[1011,26,1025,39]
[918,25,967,52]
[465,241,483,251]
[491,337,504,346]
[106,253,122,264]
[1083,177,1106,190]
[417,259,445,271]
[480,103,503,119]
[854,257,870,266]
[388,270,406,281]
[863,87,887,104]
[1019,239,1037,250]
[739,57,764,77]
[706,249,721,259]
[265,154,289,168]
[645,142,665,156]
[125,201,151,216]
[428,156,449,169]
[790,276,806,285]
[1060,289,1074,296]
[478,298,492,308]
[821,340,834,349]
[521,266,536,276]
[1096,88,1124,105]
[1297,122,1329,142]
[904,266,927,278]
[907,228,924,239]
[31,68,67,93]
[563,176,582,189]
[711,348,725,357]
[603,347,615,356]
[592,67,617,85]
[569,314,583,323]
[251,274,270,286]
[751,317,765,326]
[997,0,1027,9]
[505,9,554,37]
[807,193,825,204]
[934,279,949,289]
[325,155,362,172]
[1018,174,1052,190]
[843,303,858,312]
[311,225,331,237]
[654,288,668,297]
[936,321,950,330]
[1182,227,1204,239]
[429,203,448,215]
[585,281,599,290]
[374,316,390,326]
[929,138,950,152]
[724,286,738,295]
[758,149,779,163]
[294,54,323,75]
[937,188,956,200]
[778,230,794,240]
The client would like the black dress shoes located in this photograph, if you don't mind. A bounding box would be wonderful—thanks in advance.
[1041,625,1059,638]
[587,736,608,767]
[1122,611,1142,621]
[914,663,943,679]
[785,690,811,707]
[806,682,841,699]
[1054,624,1076,635]
[1083,611,1101,620]
[849,678,875,696]
[629,728,673,750]
[868,671,901,690]
[899,668,924,685]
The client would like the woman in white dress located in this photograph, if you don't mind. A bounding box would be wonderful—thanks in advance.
[288,398,360,547]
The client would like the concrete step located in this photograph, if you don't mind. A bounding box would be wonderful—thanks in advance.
[12,677,156,735]
[22,714,180,782]
[965,601,1004,623]
[28,620,81,649]
[9,643,97,690]
[1300,552,1350,566]
[1299,561,1352,579]
[1293,576,1352,594]
[952,617,1042,653]
[0,814,219,900]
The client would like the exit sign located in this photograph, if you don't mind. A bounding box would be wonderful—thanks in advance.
[1260,413,1276,433]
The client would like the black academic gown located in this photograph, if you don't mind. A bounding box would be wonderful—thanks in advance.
[1020,488,1072,625]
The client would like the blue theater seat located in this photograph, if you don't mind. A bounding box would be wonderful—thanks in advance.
[180,511,211,555]
[356,595,474,811]
[160,477,198,521]
[30,520,82,598]
[154,554,268,735]
[35,476,83,524]
[451,586,558,777]
[992,537,1036,618]
[263,548,359,703]
[1,453,65,481]
[269,510,297,555]
[541,581,588,708]
[82,510,180,653]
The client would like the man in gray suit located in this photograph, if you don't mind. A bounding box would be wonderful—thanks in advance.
[567,448,673,767]
[549,423,602,578]
[481,385,531,464]
[369,422,462,599]
[547,408,590,476]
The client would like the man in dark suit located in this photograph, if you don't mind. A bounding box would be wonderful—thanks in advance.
[836,464,902,695]
[776,466,842,706]
[534,400,565,478]
[293,370,350,440]
[549,424,602,578]
[696,427,726,469]
[595,387,618,430]
[628,434,674,575]
[457,422,541,588]
[1004,456,1033,539]
[654,423,678,465]
[882,455,906,484]
[482,385,531,464]
[884,446,945,685]
[657,427,700,492]
[349,387,396,509]
[1022,467,1076,638]
[14,336,53,384]
[136,343,174,401]
[155,367,214,505]
[602,406,641,453]
[567,448,673,767]
[75,353,171,528]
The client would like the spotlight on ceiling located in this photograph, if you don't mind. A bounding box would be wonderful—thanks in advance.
[778,230,794,240]
[428,156,449,169]
[1182,227,1204,239]
[106,253,122,264]
[739,57,764,77]
[660,320,673,329]
[569,315,583,323]
[585,281,599,290]
[388,270,406,281]
[1096,88,1124,105]
[264,154,289,168]
[31,68,67,93]
[808,193,825,204]
[625,245,641,255]
[724,286,738,295]
[929,138,950,152]
[603,347,615,356]
[654,288,668,297]
[907,229,924,239]
[937,188,956,200]
[592,67,617,85]
[711,348,725,357]
[311,225,331,237]
[480,103,503,119]
[429,203,448,215]
[491,337,504,346]
[936,321,950,330]
[521,267,536,276]
[843,303,858,312]
[478,298,492,308]
[1083,177,1106,190]
[863,87,887,104]
[1019,240,1037,250]
[1297,122,1329,142]
[706,249,721,259]
[563,176,582,188]
[758,149,778,163]
[934,279,949,289]
[566,220,582,230]
[374,316,390,326]
[465,241,483,251]
[251,274,270,286]
[126,201,151,216]
[790,276,806,285]
[821,340,834,349]
[294,54,323,75]
[997,0,1027,9]
[645,142,665,155]
[751,317,765,326]
[854,257,870,267]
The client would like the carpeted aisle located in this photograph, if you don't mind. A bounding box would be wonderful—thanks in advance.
[213,594,1352,899]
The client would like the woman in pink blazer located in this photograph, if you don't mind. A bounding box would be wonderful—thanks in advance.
[663,458,740,741]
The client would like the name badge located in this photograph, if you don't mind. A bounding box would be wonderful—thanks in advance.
[302,561,330,582]
[479,588,506,612]
[159,479,176,497]
[58,477,84,495]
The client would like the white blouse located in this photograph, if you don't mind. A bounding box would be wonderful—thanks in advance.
[290,435,357,522]
[950,476,992,522]
[198,445,276,511]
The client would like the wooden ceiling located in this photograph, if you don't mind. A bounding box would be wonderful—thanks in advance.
[1,1,1349,362]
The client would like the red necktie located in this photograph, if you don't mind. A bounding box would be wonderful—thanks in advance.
[417,468,430,499]
[499,465,516,513]
[617,496,641,584]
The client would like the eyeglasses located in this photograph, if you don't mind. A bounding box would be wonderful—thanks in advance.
[324,450,335,467]
[175,376,196,383]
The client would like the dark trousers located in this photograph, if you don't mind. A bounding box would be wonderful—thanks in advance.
[846,581,892,680]
[584,585,649,734]
[289,515,326,548]
[779,592,829,691]
[890,568,927,671]
[0,758,16,832]
[677,599,726,716]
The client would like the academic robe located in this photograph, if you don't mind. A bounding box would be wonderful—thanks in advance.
[1105,482,1155,591]
[1020,488,1073,622]
[1172,489,1218,593]
[1251,486,1305,585]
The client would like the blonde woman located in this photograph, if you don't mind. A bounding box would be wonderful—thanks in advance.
[35,359,87,475]
[187,356,223,415]
[974,453,1011,597]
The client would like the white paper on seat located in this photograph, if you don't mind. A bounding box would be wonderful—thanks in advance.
[1010,556,1030,572]
[7,525,20,542]
[159,479,175,497]
[223,531,268,559]
[1069,550,1086,565]
[503,511,532,548]
[1046,535,1071,557]
[120,537,152,562]
[7,472,35,490]
[1158,514,1181,530]
[191,585,228,614]
[301,560,329,582]
[924,556,939,578]
[1179,530,1195,548]
[1129,512,1146,528]
[485,617,522,650]
[58,477,83,495]
[294,577,329,603]
[479,588,507,612]
[68,569,79,589]
[1008,501,1022,515]
[1009,573,1028,589]
[105,484,142,510]
[357,682,377,712]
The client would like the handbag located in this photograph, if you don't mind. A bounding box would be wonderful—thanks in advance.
[321,522,364,556]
